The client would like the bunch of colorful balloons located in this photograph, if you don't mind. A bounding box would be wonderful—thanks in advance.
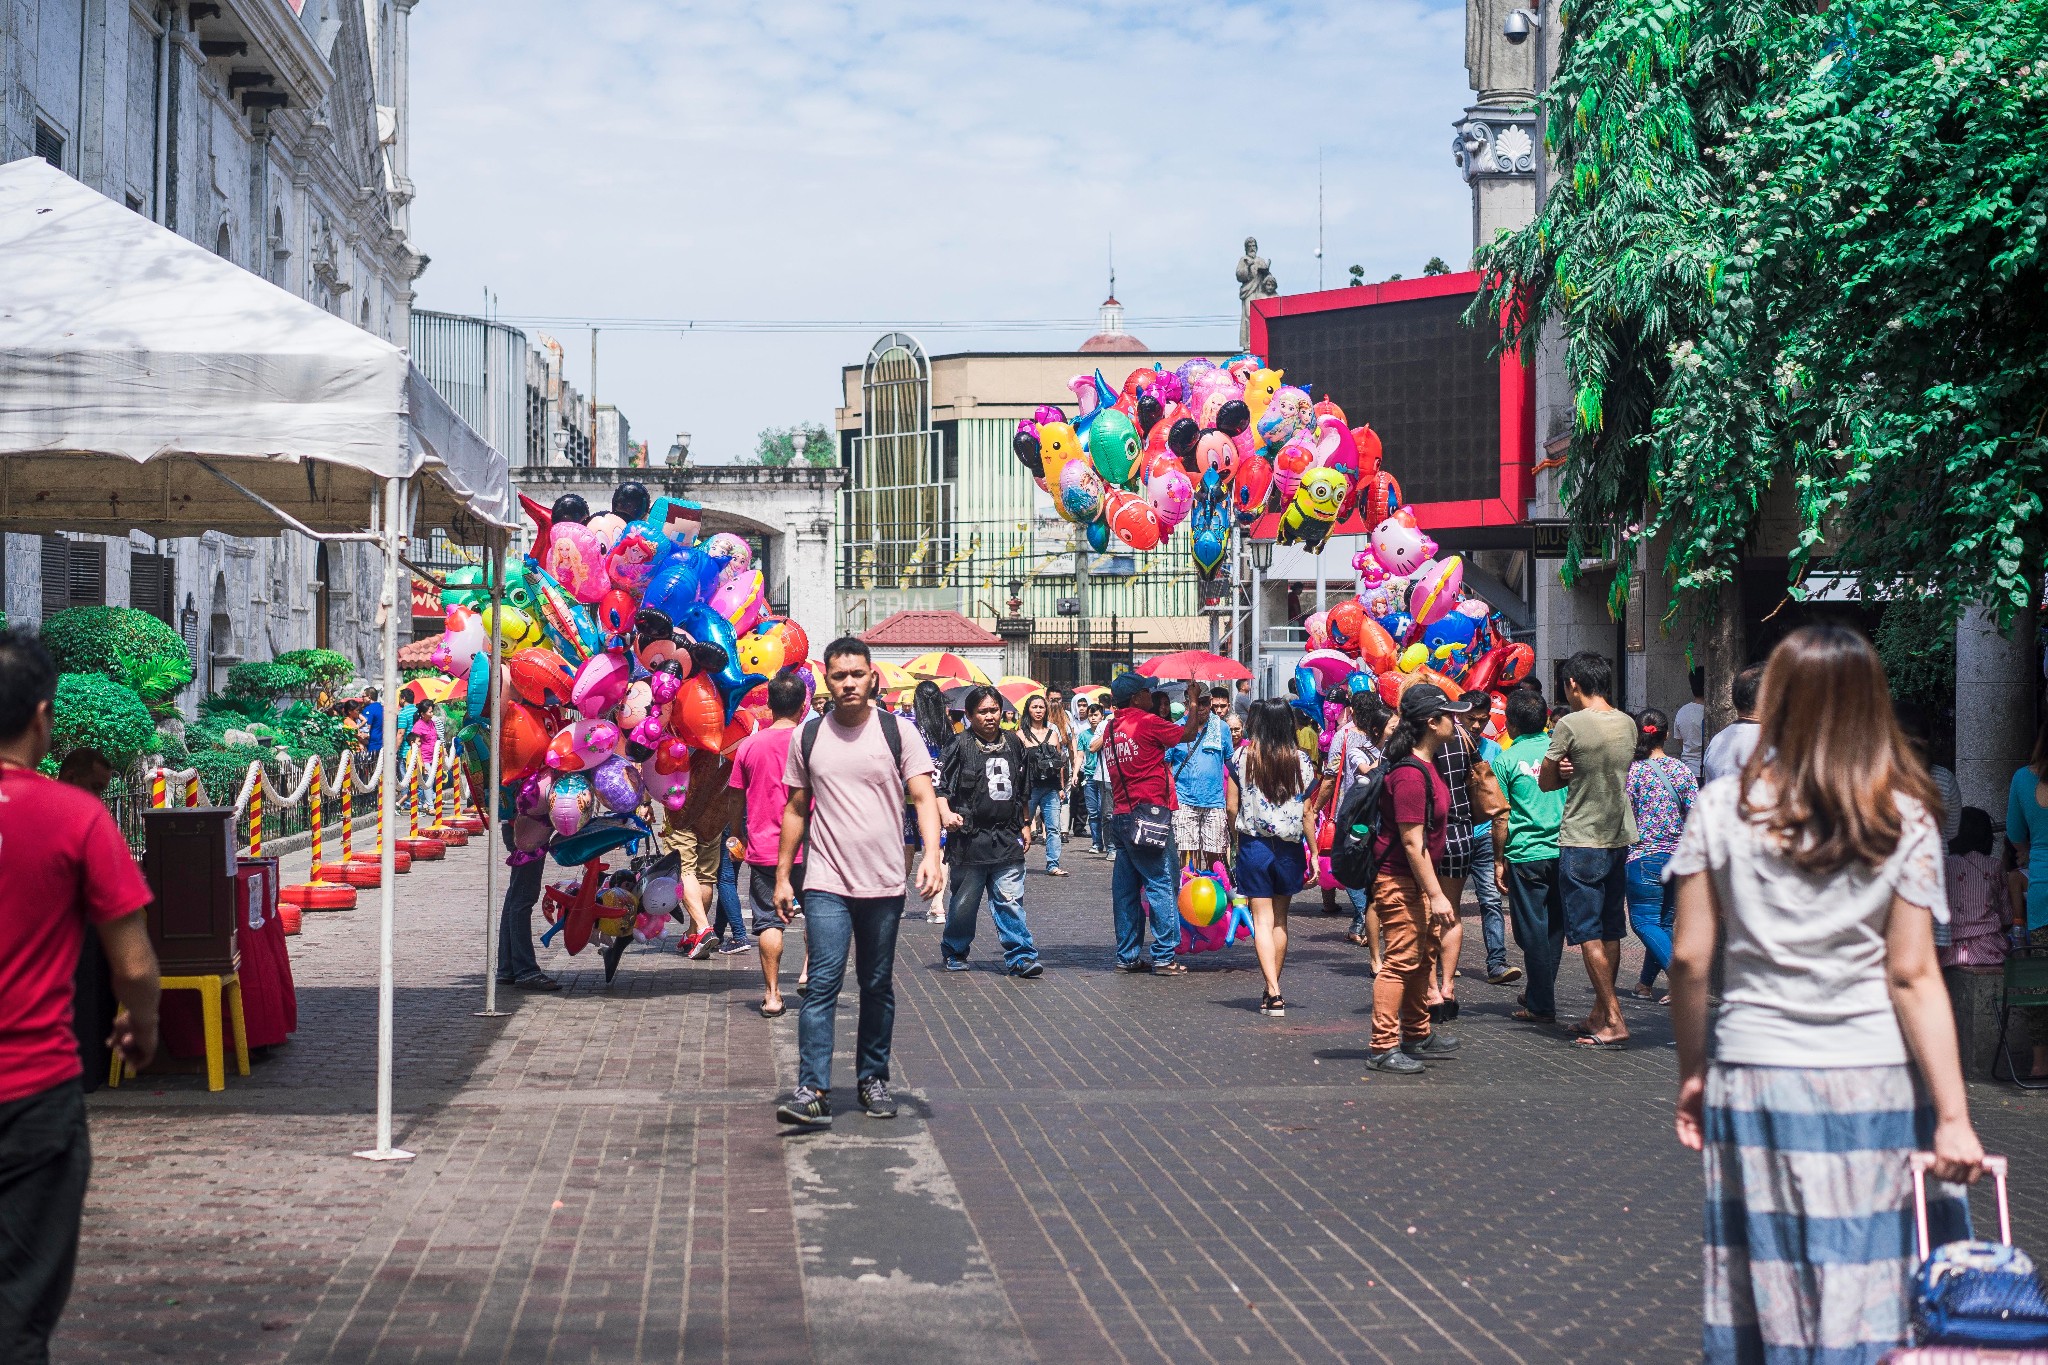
[1176,863,1252,956]
[1012,353,1405,581]
[431,481,812,895]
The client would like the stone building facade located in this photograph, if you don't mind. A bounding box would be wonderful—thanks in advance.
[1,0,425,705]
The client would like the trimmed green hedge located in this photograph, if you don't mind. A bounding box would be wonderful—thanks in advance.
[225,660,310,700]
[40,607,193,710]
[275,648,355,688]
[50,673,159,769]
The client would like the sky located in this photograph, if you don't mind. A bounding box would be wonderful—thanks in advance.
[407,1,1473,465]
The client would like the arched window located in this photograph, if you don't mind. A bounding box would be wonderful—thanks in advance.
[215,223,232,260]
[850,333,943,589]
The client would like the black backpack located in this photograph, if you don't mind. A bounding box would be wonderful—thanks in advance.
[1021,731,1065,789]
[1330,756,1429,891]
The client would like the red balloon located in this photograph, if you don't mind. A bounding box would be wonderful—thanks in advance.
[1356,617,1401,674]
[507,647,576,708]
[719,710,758,757]
[596,588,637,640]
[499,702,552,779]
[1232,454,1274,521]
[1495,641,1535,686]
[1376,671,1404,706]
[1327,600,1367,656]
[671,673,724,752]
[1314,397,1349,429]
[1361,469,1402,528]
[777,620,810,674]
[1461,645,1506,695]
[1351,424,1384,478]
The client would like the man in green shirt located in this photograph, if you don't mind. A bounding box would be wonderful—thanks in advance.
[1539,651,1640,1047]
[1494,690,1569,1022]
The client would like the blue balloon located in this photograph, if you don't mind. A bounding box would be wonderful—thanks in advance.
[1084,519,1110,553]
[1345,669,1375,696]
[1422,612,1479,653]
[1291,663,1321,725]
[677,604,765,720]
[642,545,708,622]
[1071,370,1120,434]
[465,650,492,726]
[1378,611,1414,642]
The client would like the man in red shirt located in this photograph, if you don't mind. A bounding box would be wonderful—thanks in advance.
[1099,672,1205,973]
[0,627,159,1362]
[727,670,808,1018]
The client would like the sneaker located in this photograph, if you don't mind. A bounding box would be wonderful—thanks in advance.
[688,933,715,961]
[1401,1031,1463,1059]
[1364,1048,1426,1074]
[718,941,755,955]
[924,910,945,923]
[1008,960,1044,980]
[1259,992,1287,1017]
[1046,867,1070,877]
[676,929,706,956]
[1486,966,1524,985]
[1116,959,1151,973]
[513,972,562,992]
[776,1087,832,1127]
[942,956,969,972]
[857,1078,897,1119]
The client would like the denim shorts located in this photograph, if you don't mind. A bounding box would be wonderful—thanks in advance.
[1558,845,1628,945]
[1235,836,1307,900]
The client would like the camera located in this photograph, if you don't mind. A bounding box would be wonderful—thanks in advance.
[1502,7,1538,43]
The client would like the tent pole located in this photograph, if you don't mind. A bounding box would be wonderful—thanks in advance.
[357,475,415,1162]
[477,529,507,1017]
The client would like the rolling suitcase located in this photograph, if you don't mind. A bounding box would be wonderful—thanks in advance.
[1905,1153,2048,1354]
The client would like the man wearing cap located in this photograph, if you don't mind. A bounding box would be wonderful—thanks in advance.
[1367,683,1467,1074]
[1101,673,1206,974]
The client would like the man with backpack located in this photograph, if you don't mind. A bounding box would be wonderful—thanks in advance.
[1494,690,1569,1023]
[936,686,1043,979]
[773,639,943,1128]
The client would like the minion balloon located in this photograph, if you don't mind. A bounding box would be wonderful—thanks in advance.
[1276,467,1348,550]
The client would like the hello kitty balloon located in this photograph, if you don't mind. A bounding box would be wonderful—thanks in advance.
[1369,509,1436,577]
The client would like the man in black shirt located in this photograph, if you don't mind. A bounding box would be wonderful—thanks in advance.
[936,686,1044,979]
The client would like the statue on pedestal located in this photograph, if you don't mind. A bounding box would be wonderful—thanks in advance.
[1235,237,1278,351]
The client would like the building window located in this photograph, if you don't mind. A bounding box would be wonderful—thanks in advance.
[34,121,64,170]
[126,192,145,213]
[215,223,232,260]
[42,536,106,617]
[129,550,174,624]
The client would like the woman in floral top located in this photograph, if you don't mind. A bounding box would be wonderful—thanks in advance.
[1227,700,1318,1017]
[1626,708,1698,1002]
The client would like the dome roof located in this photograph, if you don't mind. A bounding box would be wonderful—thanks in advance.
[1080,294,1147,353]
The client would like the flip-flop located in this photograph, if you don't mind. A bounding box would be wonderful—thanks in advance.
[759,1002,788,1018]
[1573,1033,1629,1049]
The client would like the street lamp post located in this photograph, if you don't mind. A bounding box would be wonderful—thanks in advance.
[1248,534,1275,696]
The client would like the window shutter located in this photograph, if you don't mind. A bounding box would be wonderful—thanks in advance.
[130,551,173,623]
[41,537,68,617]
[69,541,106,607]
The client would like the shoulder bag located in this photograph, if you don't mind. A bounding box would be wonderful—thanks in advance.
[1106,721,1171,851]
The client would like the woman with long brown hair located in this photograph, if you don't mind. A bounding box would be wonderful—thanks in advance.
[1017,693,1071,878]
[1667,623,1982,1364]
[1226,699,1316,1016]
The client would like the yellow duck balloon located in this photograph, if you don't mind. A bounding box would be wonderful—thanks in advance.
[1276,467,1348,550]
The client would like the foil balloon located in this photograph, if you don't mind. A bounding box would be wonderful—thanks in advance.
[1189,490,1231,579]
[1145,466,1194,531]
[1398,643,1429,673]
[1408,555,1465,628]
[1231,454,1274,526]
[703,533,752,579]
[1214,397,1252,438]
[1355,614,1401,674]
[500,701,552,779]
[530,565,602,663]
[617,678,655,734]
[585,513,625,552]
[481,604,541,653]
[1104,490,1162,551]
[718,710,759,757]
[1312,395,1349,429]
[736,628,785,680]
[547,717,620,773]
[606,520,662,591]
[1084,518,1111,553]
[1370,509,1436,577]
[611,481,652,523]
[1037,421,1084,492]
[1304,611,1332,650]
[1257,385,1311,454]
[1083,408,1142,488]
[1314,415,1357,478]
[1241,368,1285,429]
[677,605,764,715]
[1068,370,1119,431]
[589,755,643,813]
[710,568,767,636]
[767,619,809,675]
[1058,459,1107,524]
[670,672,726,752]
[507,647,577,707]
[1012,425,1044,478]
[1421,611,1481,675]
[1360,468,1404,530]
[596,589,637,643]
[546,522,611,604]
[1277,467,1346,549]
[1327,599,1366,655]
[442,606,488,675]
[569,649,632,718]
[548,772,593,838]
[1272,434,1316,504]
[1380,610,1416,642]
[1301,649,1355,690]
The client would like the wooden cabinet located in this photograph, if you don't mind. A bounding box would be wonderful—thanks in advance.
[141,807,239,975]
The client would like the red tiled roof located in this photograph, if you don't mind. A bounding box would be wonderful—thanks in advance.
[398,632,444,667]
[860,609,1004,647]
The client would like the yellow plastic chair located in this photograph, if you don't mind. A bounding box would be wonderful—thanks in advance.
[107,973,249,1093]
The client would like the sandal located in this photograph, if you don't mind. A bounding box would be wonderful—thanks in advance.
[759,1001,788,1018]
[1345,932,1370,947]
[1509,1008,1555,1023]
[1573,1032,1629,1049]
[1258,992,1286,1017]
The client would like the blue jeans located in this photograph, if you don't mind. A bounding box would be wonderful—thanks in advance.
[1347,886,1369,937]
[496,821,543,982]
[1110,813,1180,966]
[1468,823,1507,974]
[1083,780,1106,851]
[1503,857,1566,1018]
[795,891,903,1093]
[941,860,1037,968]
[713,845,748,946]
[1028,787,1062,869]
[1627,851,1673,989]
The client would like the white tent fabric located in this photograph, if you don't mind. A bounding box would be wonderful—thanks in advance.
[0,157,511,535]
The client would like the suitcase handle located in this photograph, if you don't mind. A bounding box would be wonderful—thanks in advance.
[1911,1152,2010,1261]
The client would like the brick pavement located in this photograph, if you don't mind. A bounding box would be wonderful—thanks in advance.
[57,835,2048,1363]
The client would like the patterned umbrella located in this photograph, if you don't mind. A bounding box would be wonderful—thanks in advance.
[996,675,1045,706]
[903,651,992,686]
[871,660,915,691]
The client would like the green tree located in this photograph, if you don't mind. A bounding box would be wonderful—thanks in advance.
[1422,257,1452,276]
[1474,0,2048,709]
[41,606,194,698]
[50,673,159,769]
[754,423,836,468]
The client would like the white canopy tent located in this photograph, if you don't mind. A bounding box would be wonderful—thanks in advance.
[0,156,514,1160]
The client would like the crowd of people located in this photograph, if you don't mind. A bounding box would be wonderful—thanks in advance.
[8,613,2048,1362]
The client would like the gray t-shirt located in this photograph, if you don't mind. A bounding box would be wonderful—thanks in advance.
[1701,721,1760,786]
[1544,707,1640,849]
[1672,701,1706,781]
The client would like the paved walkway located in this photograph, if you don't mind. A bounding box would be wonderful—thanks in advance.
[61,834,2048,1363]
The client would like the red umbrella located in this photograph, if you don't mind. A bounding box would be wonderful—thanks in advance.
[1135,651,1252,683]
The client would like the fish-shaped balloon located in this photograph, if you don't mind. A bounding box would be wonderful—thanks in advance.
[1104,490,1161,552]
[677,604,767,720]
[1084,408,1142,488]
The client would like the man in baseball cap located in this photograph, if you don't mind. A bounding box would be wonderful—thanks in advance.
[1101,672,1206,973]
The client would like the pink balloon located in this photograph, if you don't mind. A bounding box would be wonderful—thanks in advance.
[1303,611,1331,650]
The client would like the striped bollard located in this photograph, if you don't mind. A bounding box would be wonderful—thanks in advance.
[249,771,263,858]
[150,768,166,809]
[186,774,200,807]
[307,771,322,870]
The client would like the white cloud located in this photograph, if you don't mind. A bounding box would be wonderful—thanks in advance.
[408,0,1473,463]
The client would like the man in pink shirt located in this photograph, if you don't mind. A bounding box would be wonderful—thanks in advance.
[773,639,942,1127]
[727,671,808,1019]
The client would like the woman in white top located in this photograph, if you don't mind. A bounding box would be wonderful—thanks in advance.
[1666,624,1983,1365]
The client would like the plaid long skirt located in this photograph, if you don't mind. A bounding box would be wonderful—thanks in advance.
[1702,1063,1970,1364]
